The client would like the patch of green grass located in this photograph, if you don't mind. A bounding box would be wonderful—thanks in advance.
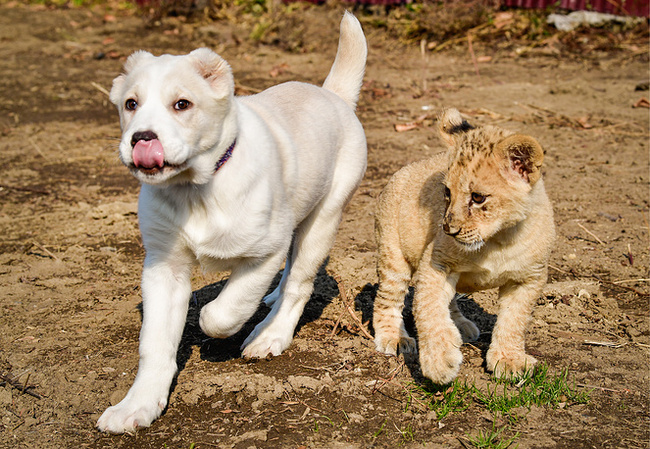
[466,423,519,449]
[405,364,590,447]
[410,377,473,419]
[396,422,415,445]
[473,364,591,420]
[249,18,272,41]
[372,419,387,438]
[320,414,335,427]
[235,0,267,16]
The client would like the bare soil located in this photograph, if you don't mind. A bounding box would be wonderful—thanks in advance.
[0,3,648,448]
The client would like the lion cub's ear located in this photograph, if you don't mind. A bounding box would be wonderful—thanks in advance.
[437,108,475,146]
[497,134,544,184]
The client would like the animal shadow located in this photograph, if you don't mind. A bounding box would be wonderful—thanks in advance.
[175,263,339,371]
[354,283,497,380]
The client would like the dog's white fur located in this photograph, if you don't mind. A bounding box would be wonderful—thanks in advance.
[97,12,367,434]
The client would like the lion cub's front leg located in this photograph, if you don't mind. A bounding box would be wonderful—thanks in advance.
[487,278,545,377]
[413,265,463,384]
[373,251,417,355]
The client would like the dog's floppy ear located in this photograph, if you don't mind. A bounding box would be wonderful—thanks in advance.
[189,48,234,99]
[109,50,155,106]
[497,134,544,185]
[109,75,125,107]
[438,108,474,147]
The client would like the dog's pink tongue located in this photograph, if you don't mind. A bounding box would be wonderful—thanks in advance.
[132,139,164,169]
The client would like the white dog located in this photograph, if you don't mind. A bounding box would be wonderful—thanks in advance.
[97,12,367,433]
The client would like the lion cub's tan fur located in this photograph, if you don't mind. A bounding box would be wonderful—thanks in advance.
[373,108,555,384]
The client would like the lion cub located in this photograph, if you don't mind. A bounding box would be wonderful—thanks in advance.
[373,108,555,384]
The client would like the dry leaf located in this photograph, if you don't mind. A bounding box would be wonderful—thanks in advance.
[493,12,514,29]
[394,123,420,132]
[577,116,593,129]
[269,63,289,78]
[394,114,431,132]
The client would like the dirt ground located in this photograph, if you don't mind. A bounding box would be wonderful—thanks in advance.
[0,2,648,448]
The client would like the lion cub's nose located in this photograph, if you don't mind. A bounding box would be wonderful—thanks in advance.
[443,221,461,236]
[131,130,159,147]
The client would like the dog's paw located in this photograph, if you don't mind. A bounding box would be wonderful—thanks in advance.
[486,347,537,378]
[374,330,416,355]
[96,396,166,434]
[199,302,243,339]
[418,326,463,384]
[454,317,480,343]
[241,323,292,358]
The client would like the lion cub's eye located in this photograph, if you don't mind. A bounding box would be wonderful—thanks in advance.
[471,192,486,204]
[125,99,138,111]
[174,99,192,111]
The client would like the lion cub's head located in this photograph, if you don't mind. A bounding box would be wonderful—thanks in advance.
[437,108,545,251]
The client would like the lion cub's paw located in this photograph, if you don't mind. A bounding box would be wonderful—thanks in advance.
[486,348,537,378]
[374,330,417,355]
[419,346,463,385]
[454,317,480,343]
[418,327,463,384]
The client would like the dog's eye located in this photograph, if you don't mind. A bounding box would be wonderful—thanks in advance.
[443,186,451,201]
[471,192,486,204]
[174,99,192,111]
[125,99,138,111]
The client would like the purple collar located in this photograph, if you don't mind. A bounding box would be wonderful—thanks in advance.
[215,139,236,172]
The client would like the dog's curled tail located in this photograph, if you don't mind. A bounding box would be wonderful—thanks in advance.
[322,11,367,111]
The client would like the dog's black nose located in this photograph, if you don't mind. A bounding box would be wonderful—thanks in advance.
[131,131,158,147]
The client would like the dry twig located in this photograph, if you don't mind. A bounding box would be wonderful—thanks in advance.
[0,184,50,195]
[592,275,649,297]
[583,340,627,348]
[31,242,59,260]
[0,373,41,399]
[90,81,110,97]
[333,275,373,340]
[467,32,480,80]
[549,265,649,297]
[575,222,605,246]
[371,360,405,394]
[576,383,631,394]
[613,278,650,284]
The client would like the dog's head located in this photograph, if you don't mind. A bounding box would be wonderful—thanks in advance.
[110,48,237,185]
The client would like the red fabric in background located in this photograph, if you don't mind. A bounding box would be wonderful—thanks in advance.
[497,0,647,17]
[331,0,649,17]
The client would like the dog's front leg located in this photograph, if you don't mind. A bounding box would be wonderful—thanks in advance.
[199,250,287,341]
[97,258,192,434]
